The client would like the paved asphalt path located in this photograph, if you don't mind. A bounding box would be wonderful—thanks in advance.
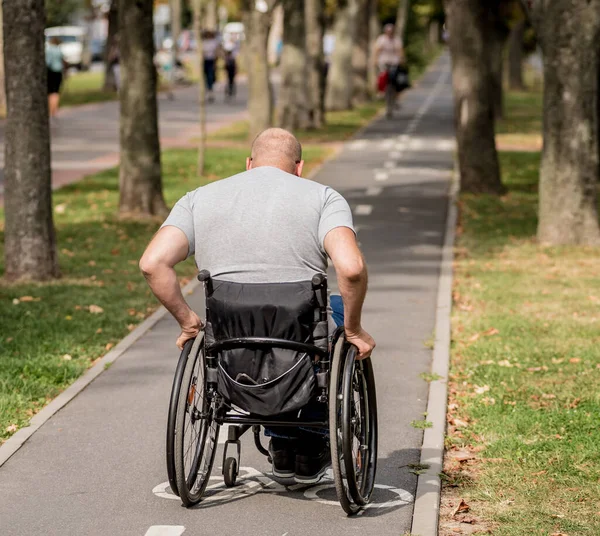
[0,54,454,535]
[0,77,249,196]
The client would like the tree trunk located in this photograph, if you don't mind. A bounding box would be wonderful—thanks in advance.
[171,0,182,64]
[0,4,6,116]
[368,0,379,97]
[444,0,504,194]
[278,0,310,130]
[395,0,410,42]
[118,0,167,217]
[3,0,59,280]
[530,0,600,245]
[305,0,325,128]
[103,0,118,92]
[193,0,206,175]
[489,27,508,120]
[508,19,525,90]
[353,0,370,103]
[325,0,359,111]
[242,1,275,140]
[205,0,218,31]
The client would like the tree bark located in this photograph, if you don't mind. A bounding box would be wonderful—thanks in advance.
[242,0,276,140]
[508,18,526,90]
[444,0,504,194]
[353,0,370,103]
[368,0,379,97]
[118,0,167,217]
[488,26,508,120]
[192,0,206,175]
[205,0,218,31]
[305,0,325,127]
[103,0,118,92]
[325,0,359,111]
[0,4,6,116]
[278,0,310,130]
[171,0,182,63]
[530,0,600,245]
[395,0,410,42]
[3,0,59,280]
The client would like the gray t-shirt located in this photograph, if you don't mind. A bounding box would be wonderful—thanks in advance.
[161,166,354,283]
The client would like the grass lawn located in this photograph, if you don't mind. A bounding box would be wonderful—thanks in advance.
[440,86,600,535]
[61,71,117,108]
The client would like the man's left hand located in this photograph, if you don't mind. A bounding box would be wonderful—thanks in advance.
[176,310,203,350]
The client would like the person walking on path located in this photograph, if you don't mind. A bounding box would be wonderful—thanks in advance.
[223,43,237,100]
[139,128,375,484]
[202,30,221,103]
[374,23,407,117]
[46,37,66,118]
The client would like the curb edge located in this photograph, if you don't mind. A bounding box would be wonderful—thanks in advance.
[0,279,200,468]
[410,160,459,535]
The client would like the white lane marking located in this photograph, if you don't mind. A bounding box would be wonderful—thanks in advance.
[217,423,231,444]
[354,204,373,216]
[366,186,383,196]
[383,161,396,169]
[304,482,413,509]
[389,150,402,159]
[349,139,368,150]
[381,139,395,150]
[144,526,185,536]
[385,166,452,177]
[375,171,389,181]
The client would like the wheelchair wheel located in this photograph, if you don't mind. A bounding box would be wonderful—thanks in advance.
[329,335,378,515]
[166,338,197,498]
[341,352,378,506]
[173,333,221,506]
[223,457,238,488]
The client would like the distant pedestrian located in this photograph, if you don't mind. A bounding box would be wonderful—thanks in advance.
[107,35,121,92]
[46,36,66,118]
[202,30,220,103]
[374,23,407,117]
[223,44,237,100]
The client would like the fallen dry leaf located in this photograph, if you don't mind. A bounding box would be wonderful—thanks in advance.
[105,342,114,351]
[452,499,470,517]
[483,327,499,336]
[88,260,97,267]
[569,358,581,364]
[474,385,490,395]
[6,424,18,433]
[96,328,103,334]
[61,248,75,258]
[19,296,41,302]
[62,354,72,361]
[452,418,469,429]
[88,305,104,314]
[54,203,67,214]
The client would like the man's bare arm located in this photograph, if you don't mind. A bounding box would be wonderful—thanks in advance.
[324,227,375,359]
[139,226,201,349]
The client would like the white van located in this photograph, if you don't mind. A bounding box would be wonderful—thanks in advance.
[45,26,91,71]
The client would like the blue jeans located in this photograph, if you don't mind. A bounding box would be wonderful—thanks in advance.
[264,295,344,440]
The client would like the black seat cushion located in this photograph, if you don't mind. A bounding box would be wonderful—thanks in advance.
[205,279,320,415]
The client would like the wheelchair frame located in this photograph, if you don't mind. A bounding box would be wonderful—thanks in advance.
[165,270,378,515]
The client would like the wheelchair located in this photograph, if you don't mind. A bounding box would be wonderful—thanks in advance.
[165,270,378,515]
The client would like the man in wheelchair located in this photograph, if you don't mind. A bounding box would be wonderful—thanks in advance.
[140,128,375,485]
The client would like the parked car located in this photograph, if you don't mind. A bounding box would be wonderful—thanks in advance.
[45,26,91,70]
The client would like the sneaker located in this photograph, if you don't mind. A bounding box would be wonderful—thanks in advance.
[268,438,295,479]
[294,439,331,484]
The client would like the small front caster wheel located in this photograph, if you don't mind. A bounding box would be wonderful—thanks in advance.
[223,457,238,488]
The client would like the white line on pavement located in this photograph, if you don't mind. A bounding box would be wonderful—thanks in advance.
[383,161,396,169]
[389,150,402,159]
[375,171,389,181]
[145,526,185,536]
[366,186,383,196]
[354,204,373,216]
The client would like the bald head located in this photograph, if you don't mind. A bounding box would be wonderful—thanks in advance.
[248,128,303,175]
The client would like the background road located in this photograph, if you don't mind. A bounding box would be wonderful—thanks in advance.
[0,54,454,536]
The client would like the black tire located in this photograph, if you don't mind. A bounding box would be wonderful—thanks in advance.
[174,335,221,506]
[341,353,378,506]
[223,457,238,488]
[166,338,197,498]
[329,335,361,516]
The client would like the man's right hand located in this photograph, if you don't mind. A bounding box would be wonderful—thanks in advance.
[176,310,203,350]
[345,327,376,360]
